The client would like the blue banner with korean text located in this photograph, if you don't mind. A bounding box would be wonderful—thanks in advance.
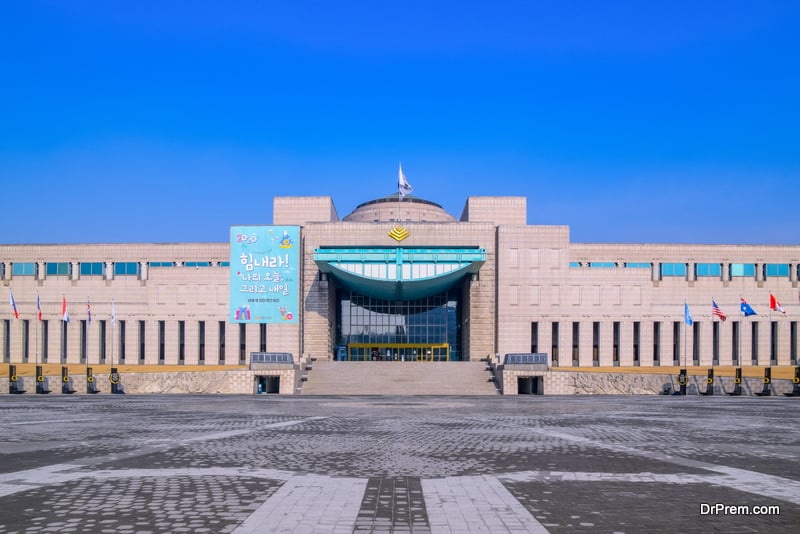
[230,226,300,324]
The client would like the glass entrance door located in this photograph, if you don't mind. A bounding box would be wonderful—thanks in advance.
[347,343,449,361]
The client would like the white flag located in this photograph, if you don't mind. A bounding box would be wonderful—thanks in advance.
[398,163,413,200]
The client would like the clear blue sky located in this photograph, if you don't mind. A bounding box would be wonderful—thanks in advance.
[2,1,798,245]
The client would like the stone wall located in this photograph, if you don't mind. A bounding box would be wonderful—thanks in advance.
[501,368,799,396]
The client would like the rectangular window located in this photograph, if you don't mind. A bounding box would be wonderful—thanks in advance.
[185,261,210,268]
[80,262,104,276]
[138,320,146,364]
[695,263,722,278]
[119,320,126,364]
[568,262,581,268]
[198,321,205,363]
[99,320,106,364]
[672,321,680,365]
[551,322,559,365]
[764,263,790,279]
[770,321,778,365]
[3,319,10,362]
[530,322,538,353]
[730,263,756,278]
[61,320,68,363]
[751,322,759,365]
[592,322,600,366]
[633,322,640,365]
[260,323,267,352]
[178,321,185,364]
[653,321,661,365]
[219,261,230,267]
[625,262,650,269]
[712,321,720,365]
[42,320,49,363]
[613,321,620,365]
[149,261,175,268]
[572,322,580,366]
[661,263,687,277]
[732,321,740,365]
[23,320,30,362]
[46,262,71,276]
[114,262,139,276]
[589,262,615,268]
[791,322,798,365]
[692,322,700,365]
[12,262,36,276]
[239,323,247,365]
[219,321,226,364]
[80,320,88,363]
[158,321,166,363]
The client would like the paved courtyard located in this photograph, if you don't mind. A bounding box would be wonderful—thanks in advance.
[0,394,798,533]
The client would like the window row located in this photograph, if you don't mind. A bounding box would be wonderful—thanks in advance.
[570,261,796,280]
[2,261,231,278]
[532,320,799,367]
[1,319,263,366]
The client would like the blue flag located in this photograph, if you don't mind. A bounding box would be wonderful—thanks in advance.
[739,297,757,317]
[684,302,693,326]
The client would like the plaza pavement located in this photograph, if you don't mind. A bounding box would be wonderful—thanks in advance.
[0,395,798,533]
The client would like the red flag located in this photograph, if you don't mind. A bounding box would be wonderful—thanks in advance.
[770,293,786,314]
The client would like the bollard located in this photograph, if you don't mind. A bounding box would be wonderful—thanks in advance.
[87,367,100,394]
[727,367,743,396]
[784,366,800,397]
[35,365,51,394]
[701,368,714,396]
[61,366,76,394]
[673,368,688,396]
[110,366,124,394]
[755,367,771,397]
[8,364,25,394]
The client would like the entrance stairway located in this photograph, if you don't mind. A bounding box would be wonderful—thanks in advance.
[300,360,499,395]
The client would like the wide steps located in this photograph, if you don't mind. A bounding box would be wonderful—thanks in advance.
[300,360,498,395]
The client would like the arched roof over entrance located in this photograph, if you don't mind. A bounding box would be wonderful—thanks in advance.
[314,247,485,301]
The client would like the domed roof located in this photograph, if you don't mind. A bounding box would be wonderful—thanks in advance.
[343,193,456,223]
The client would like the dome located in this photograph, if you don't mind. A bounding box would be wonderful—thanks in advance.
[343,193,456,223]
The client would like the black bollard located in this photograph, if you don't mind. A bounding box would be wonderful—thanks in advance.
[755,368,772,397]
[35,365,51,394]
[61,366,76,394]
[110,367,124,394]
[87,366,100,394]
[673,369,688,395]
[784,366,800,397]
[8,364,25,394]
[701,368,714,396]
[727,367,743,396]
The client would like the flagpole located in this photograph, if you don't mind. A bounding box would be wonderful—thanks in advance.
[35,296,39,368]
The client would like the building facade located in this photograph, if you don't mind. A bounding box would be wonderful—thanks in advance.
[2,194,799,371]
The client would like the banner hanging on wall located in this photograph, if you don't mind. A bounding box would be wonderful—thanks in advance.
[230,225,300,324]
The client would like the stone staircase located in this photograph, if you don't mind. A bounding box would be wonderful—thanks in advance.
[300,360,499,395]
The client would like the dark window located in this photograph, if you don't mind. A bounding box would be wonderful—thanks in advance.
[99,320,106,364]
[138,321,146,364]
[179,321,185,364]
[770,321,778,365]
[613,321,620,365]
[592,322,600,366]
[159,321,165,363]
[551,322,559,365]
[791,321,798,365]
[239,323,246,365]
[751,322,759,365]
[60,320,68,363]
[198,321,205,363]
[260,323,267,352]
[732,321,740,365]
[572,322,580,366]
[3,319,10,362]
[530,322,538,353]
[672,322,680,366]
[80,320,88,363]
[119,320,126,364]
[42,320,49,363]
[633,322,640,365]
[712,321,720,365]
[692,322,700,365]
[219,321,226,364]
[23,320,30,363]
[653,321,661,365]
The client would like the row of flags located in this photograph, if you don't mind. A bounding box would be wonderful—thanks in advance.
[8,290,114,325]
[685,293,787,325]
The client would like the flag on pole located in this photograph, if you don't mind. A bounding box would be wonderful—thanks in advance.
[769,292,786,314]
[111,299,116,327]
[87,298,92,325]
[684,302,693,326]
[398,163,413,200]
[711,299,727,321]
[739,297,757,317]
[36,293,42,321]
[62,295,71,323]
[9,289,19,319]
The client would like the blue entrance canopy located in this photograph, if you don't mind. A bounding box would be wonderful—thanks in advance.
[314,247,486,301]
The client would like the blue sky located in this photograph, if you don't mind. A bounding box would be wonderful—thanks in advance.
[2,1,798,245]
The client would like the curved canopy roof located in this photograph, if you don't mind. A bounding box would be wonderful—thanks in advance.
[314,247,485,301]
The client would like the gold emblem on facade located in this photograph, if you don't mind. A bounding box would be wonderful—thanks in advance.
[389,226,410,242]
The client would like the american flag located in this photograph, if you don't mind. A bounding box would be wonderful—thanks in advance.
[711,299,727,321]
